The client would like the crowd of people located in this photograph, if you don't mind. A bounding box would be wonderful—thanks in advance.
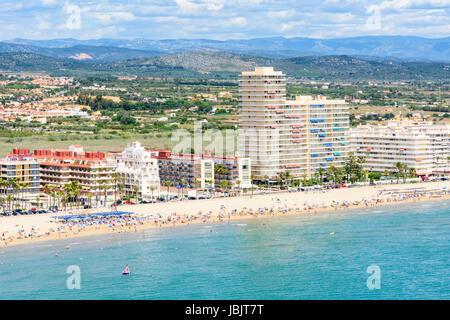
[1,187,448,248]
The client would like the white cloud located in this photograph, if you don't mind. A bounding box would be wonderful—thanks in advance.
[94,12,136,24]
[41,0,59,6]
[37,16,52,30]
[175,0,224,15]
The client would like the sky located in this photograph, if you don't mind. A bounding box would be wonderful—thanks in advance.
[0,0,449,40]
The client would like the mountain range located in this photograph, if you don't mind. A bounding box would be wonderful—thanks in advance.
[0,51,448,81]
[4,36,450,62]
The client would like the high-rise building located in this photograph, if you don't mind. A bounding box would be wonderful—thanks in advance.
[238,67,349,181]
[350,120,450,175]
[116,141,160,201]
[238,67,286,180]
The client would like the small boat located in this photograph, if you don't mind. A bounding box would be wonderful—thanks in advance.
[122,264,130,275]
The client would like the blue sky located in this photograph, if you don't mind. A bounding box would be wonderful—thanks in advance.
[0,0,449,40]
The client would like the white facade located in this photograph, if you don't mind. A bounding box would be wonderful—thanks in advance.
[350,120,450,175]
[116,141,160,200]
[238,67,349,180]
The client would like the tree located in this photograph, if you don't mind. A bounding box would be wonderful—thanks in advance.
[133,185,139,203]
[112,173,124,204]
[344,152,365,183]
[150,185,156,203]
[315,168,326,184]
[250,174,255,197]
[179,179,186,199]
[235,180,241,195]
[394,162,405,184]
[263,175,269,188]
[328,166,342,184]
[164,181,172,201]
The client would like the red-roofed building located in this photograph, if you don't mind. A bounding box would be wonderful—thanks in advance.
[31,145,117,204]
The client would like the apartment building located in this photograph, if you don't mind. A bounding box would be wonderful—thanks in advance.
[238,67,349,181]
[151,150,252,190]
[116,141,160,201]
[32,145,117,203]
[0,149,40,204]
[350,120,450,175]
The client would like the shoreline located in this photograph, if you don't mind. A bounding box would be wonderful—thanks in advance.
[1,181,449,249]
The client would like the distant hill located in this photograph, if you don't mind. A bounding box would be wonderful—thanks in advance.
[0,51,448,81]
[6,36,450,61]
[0,42,163,62]
[0,52,90,72]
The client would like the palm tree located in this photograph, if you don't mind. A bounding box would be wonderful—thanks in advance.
[402,163,409,183]
[133,185,139,203]
[194,178,200,191]
[263,175,269,188]
[395,162,404,184]
[328,166,339,184]
[235,180,241,195]
[7,194,14,211]
[164,181,172,201]
[150,185,156,203]
[112,173,123,204]
[87,193,93,207]
[0,196,5,213]
[409,167,417,179]
[179,179,186,199]
[0,179,8,212]
[284,171,293,187]
[7,178,19,210]
[316,168,326,185]
[250,174,255,197]
[102,183,109,206]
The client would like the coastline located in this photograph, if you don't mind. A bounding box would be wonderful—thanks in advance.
[1,181,448,249]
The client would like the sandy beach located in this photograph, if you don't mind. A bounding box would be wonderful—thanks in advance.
[1,180,448,248]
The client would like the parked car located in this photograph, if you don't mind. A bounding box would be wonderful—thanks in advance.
[123,200,135,205]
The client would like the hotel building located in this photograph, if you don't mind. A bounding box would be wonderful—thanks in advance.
[116,141,160,201]
[32,145,117,203]
[350,120,450,175]
[151,150,252,189]
[0,149,40,205]
[238,67,349,180]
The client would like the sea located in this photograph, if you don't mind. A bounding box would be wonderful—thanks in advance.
[0,199,448,300]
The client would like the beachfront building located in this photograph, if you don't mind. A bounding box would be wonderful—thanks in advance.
[0,149,40,208]
[32,146,117,204]
[116,141,160,201]
[151,150,252,190]
[238,67,349,181]
[350,120,450,176]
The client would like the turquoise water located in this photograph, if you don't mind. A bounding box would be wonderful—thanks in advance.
[0,200,449,299]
